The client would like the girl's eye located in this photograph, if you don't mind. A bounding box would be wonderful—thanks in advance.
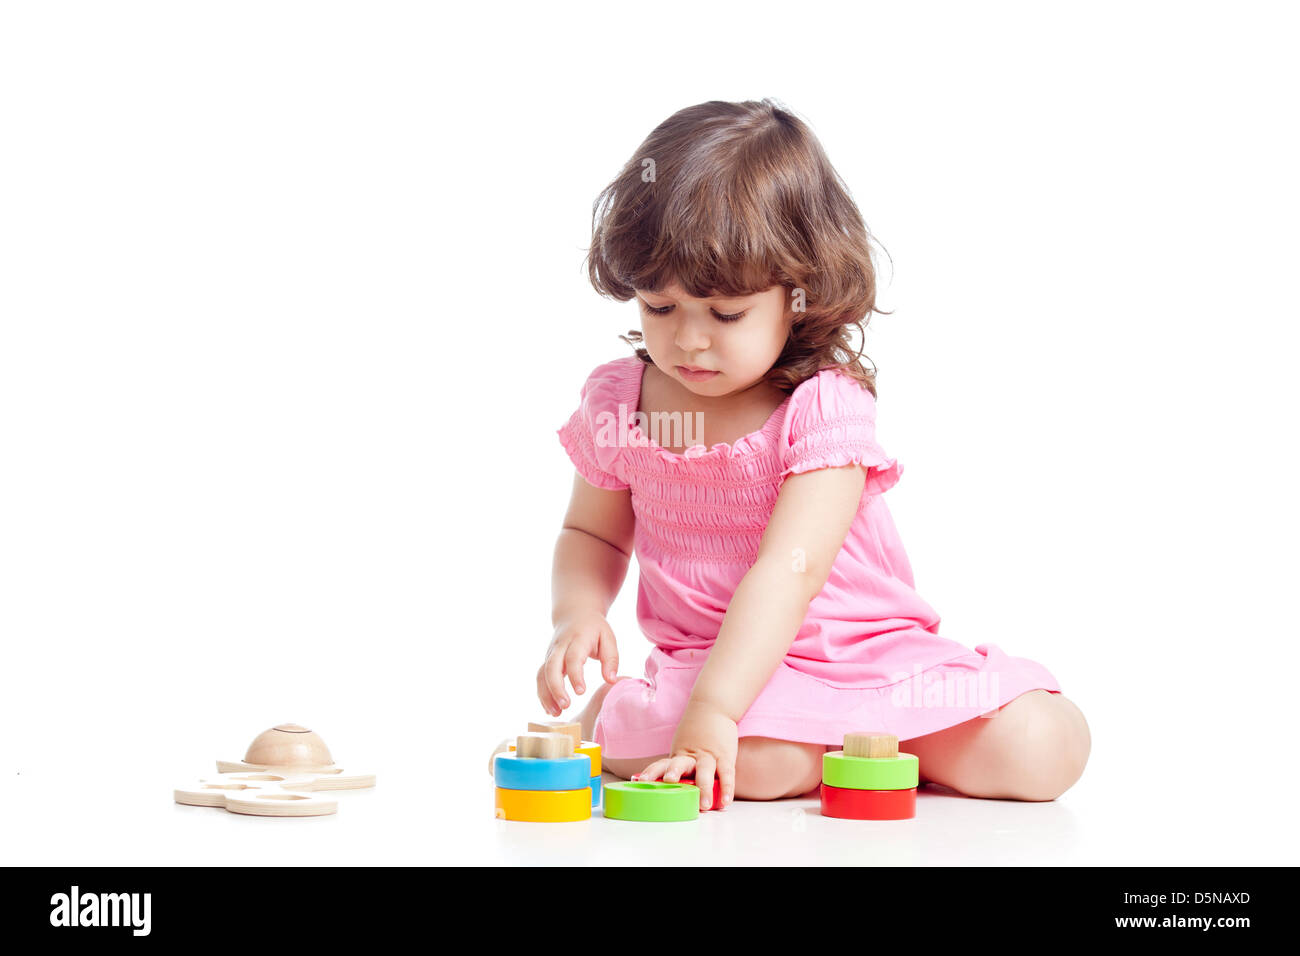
[637,300,747,323]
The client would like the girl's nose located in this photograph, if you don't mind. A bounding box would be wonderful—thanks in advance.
[674,317,711,352]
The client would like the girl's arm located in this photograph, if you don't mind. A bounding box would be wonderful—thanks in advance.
[539,474,635,715]
[689,462,868,719]
[552,473,634,627]
[637,461,869,807]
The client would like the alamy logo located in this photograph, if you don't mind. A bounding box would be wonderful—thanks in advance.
[49,886,151,936]
[593,403,705,451]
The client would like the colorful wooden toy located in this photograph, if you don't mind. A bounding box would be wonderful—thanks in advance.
[574,740,602,776]
[175,723,376,818]
[490,725,597,821]
[494,752,591,791]
[603,781,700,822]
[819,784,916,820]
[819,731,917,821]
[505,737,603,807]
[821,751,919,790]
[494,786,592,822]
[506,739,601,774]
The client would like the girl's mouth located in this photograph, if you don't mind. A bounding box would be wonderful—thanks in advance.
[677,366,719,382]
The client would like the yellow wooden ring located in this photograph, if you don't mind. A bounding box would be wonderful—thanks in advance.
[494,786,591,822]
[510,740,601,776]
[575,741,601,776]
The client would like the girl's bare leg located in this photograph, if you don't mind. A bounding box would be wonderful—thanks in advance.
[900,690,1091,801]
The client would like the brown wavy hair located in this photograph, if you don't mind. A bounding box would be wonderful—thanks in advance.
[584,97,891,398]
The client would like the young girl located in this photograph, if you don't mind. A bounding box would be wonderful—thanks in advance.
[543,98,1090,811]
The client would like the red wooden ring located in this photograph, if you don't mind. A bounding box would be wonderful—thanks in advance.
[679,774,723,810]
[819,783,916,820]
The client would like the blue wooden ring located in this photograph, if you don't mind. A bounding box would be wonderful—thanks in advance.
[590,775,601,807]
[494,752,591,791]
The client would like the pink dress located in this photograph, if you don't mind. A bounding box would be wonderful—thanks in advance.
[557,355,1061,759]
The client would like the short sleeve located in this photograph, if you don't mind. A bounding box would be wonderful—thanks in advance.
[556,360,631,491]
[777,369,903,496]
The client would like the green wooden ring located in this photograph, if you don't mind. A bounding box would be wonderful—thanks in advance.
[603,781,700,822]
[822,751,919,790]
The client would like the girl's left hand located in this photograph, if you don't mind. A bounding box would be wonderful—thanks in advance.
[632,701,738,810]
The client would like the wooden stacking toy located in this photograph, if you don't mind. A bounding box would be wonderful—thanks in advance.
[603,771,721,819]
[603,781,701,822]
[496,720,604,808]
[174,723,376,818]
[494,722,594,822]
[819,731,918,820]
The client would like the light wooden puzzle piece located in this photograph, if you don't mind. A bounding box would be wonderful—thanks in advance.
[844,731,899,759]
[175,723,376,818]
[213,760,377,790]
[527,720,582,751]
[516,732,574,759]
[174,771,338,817]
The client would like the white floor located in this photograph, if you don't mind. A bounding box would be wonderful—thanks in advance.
[3,743,1292,867]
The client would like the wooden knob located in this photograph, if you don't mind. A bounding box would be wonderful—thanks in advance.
[843,732,898,759]
[528,720,582,751]
[244,723,333,767]
[516,732,574,759]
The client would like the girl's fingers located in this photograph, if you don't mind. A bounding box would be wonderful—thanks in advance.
[717,761,736,809]
[694,754,717,810]
[544,651,570,713]
[535,667,561,718]
[632,759,667,782]
[564,642,588,697]
[661,755,696,784]
[597,628,620,683]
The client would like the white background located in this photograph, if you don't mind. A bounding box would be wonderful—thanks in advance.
[1,0,1296,866]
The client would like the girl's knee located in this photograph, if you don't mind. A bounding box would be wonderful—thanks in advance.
[734,737,825,800]
[1005,692,1091,801]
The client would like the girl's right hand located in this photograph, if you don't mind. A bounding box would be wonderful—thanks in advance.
[537,611,620,717]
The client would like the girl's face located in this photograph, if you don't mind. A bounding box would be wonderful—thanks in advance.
[634,282,793,398]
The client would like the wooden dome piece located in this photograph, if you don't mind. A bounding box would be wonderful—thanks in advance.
[243,723,334,768]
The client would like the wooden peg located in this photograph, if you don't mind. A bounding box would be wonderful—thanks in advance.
[516,732,574,759]
[844,732,899,759]
[528,720,582,751]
